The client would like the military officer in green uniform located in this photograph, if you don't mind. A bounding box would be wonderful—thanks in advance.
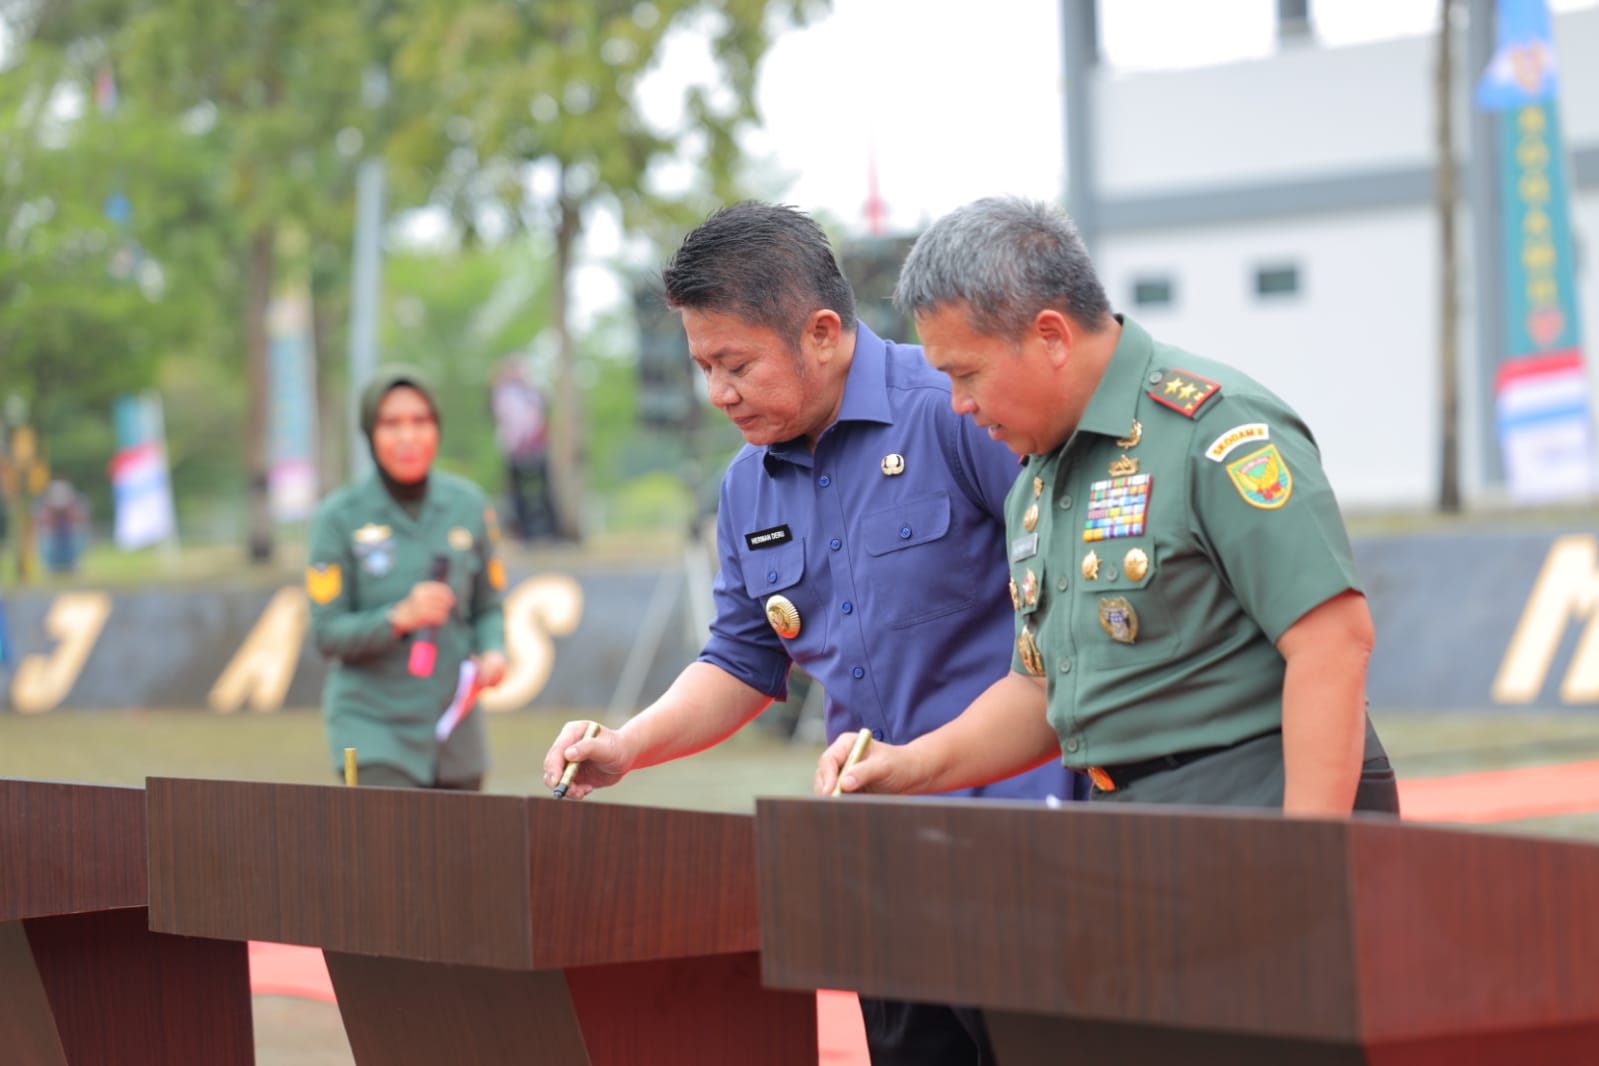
[307,367,509,790]
[817,197,1398,816]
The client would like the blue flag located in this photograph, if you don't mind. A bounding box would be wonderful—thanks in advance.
[1477,0,1559,111]
[0,594,10,670]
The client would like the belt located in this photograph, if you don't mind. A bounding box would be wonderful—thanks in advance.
[1083,742,1238,793]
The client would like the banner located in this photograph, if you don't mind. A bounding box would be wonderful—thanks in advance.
[268,287,318,522]
[1477,0,1596,501]
[109,392,177,550]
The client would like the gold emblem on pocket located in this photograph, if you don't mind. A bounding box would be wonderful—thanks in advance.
[1081,550,1101,581]
[1123,548,1149,582]
[766,595,802,639]
[1098,596,1138,644]
[1022,502,1039,533]
[1017,627,1044,675]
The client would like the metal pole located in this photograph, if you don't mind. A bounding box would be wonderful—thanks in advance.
[1466,0,1505,490]
[1061,0,1101,252]
[347,66,387,480]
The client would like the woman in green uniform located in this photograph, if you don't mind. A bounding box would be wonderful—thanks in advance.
[306,367,509,789]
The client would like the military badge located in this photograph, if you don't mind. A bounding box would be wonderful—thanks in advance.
[1082,474,1152,542]
[881,453,905,476]
[353,523,392,544]
[1032,477,1044,499]
[1009,577,1020,610]
[1021,569,1039,608]
[1017,627,1045,676]
[306,563,342,605]
[766,594,802,639]
[353,525,396,576]
[1081,550,1101,581]
[1098,596,1139,644]
[1148,369,1221,418]
[1022,501,1039,533]
[1116,420,1142,449]
[1123,548,1149,583]
[1108,454,1139,477]
[1225,444,1293,509]
[448,526,474,551]
[487,557,507,590]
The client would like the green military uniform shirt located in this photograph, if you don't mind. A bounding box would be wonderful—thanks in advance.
[1007,316,1362,769]
[307,470,507,786]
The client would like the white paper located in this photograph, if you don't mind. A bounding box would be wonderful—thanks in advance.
[435,660,481,741]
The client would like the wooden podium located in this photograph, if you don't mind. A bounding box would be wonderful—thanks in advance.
[0,778,254,1066]
[755,796,1599,1065]
[145,778,815,1066]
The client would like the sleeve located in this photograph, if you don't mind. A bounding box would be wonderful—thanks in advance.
[1188,393,1363,644]
[946,403,1024,520]
[695,474,793,700]
[471,499,507,654]
[306,497,402,662]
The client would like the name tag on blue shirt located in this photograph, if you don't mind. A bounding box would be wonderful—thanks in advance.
[745,524,792,550]
[1009,532,1038,562]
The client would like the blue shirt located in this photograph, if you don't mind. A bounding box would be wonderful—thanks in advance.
[700,324,1085,802]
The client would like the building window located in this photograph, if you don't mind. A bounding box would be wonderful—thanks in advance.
[1254,264,1301,299]
[1132,276,1174,308]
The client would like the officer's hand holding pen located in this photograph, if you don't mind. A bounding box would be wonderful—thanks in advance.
[543,719,632,799]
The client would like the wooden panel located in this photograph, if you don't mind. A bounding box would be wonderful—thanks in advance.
[566,952,816,1066]
[0,779,145,920]
[985,1012,1365,1066]
[526,800,762,969]
[147,779,536,969]
[0,920,68,1066]
[25,907,254,1065]
[756,797,1362,1042]
[1349,819,1599,1042]
[326,951,591,1066]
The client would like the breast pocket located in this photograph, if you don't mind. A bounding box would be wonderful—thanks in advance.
[862,492,976,629]
[1080,540,1180,662]
[738,538,822,651]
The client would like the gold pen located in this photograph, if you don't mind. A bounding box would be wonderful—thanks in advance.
[831,727,872,797]
[552,721,602,799]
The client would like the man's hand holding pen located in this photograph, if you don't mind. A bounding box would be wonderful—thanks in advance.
[543,719,633,799]
[814,731,928,796]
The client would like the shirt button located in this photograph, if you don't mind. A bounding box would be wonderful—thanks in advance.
[830,538,842,551]
[899,526,912,539]
[841,601,854,614]
[1058,658,1072,674]
[871,728,883,740]
[1148,371,1163,385]
[767,570,778,583]
[1064,737,1080,753]
[1058,494,1073,510]
[1056,577,1069,592]
[818,475,831,487]
[852,667,865,679]
[1103,565,1119,581]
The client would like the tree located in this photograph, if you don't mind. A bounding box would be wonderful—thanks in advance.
[384,0,826,539]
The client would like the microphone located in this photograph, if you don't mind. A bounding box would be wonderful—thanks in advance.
[407,554,451,677]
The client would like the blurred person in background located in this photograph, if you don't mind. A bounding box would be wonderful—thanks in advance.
[817,196,1398,817]
[306,366,509,790]
[490,357,559,542]
[542,201,1086,1066]
[36,479,89,575]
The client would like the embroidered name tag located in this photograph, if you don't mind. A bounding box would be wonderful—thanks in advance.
[1010,532,1039,562]
[745,524,793,550]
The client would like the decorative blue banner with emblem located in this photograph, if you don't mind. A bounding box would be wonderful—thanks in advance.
[1477,0,1596,502]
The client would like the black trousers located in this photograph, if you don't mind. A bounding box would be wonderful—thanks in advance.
[859,996,995,1066]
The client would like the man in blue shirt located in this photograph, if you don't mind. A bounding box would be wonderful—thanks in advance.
[543,201,1082,1065]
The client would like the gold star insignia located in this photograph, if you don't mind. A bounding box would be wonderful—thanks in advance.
[1179,383,1198,401]
[1164,377,1185,395]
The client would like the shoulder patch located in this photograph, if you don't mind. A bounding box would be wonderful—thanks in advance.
[306,563,342,605]
[1147,368,1221,418]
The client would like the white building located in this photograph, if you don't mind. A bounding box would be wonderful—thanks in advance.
[1072,2,1599,512]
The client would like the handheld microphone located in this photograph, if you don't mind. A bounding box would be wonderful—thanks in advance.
[407,553,451,677]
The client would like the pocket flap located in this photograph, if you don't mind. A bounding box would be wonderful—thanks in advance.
[863,492,952,557]
[740,538,807,598]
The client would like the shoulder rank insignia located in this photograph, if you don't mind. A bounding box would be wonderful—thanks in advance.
[306,563,342,605]
[1148,368,1221,418]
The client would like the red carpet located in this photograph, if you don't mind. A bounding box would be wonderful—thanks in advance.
[248,761,1599,1065]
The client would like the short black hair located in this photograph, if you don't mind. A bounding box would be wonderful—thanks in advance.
[661,201,856,349]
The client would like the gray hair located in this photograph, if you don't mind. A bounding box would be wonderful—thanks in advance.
[893,197,1111,340]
